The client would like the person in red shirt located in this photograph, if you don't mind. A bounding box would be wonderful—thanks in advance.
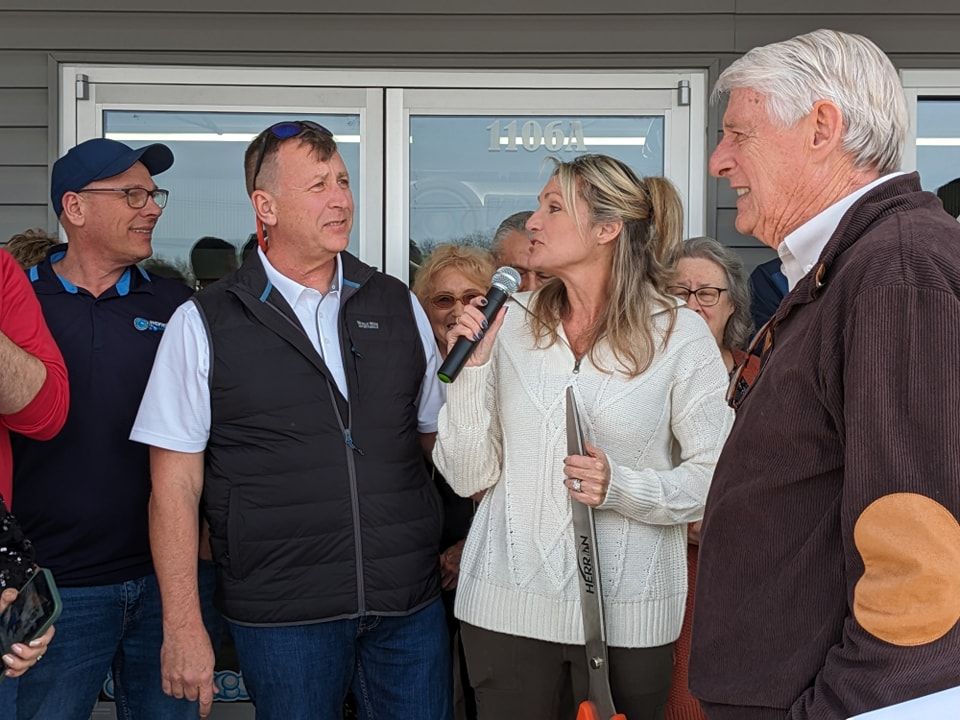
[0,248,68,508]
[0,246,67,685]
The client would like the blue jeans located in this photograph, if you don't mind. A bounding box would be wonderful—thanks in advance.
[2,563,220,720]
[228,597,451,720]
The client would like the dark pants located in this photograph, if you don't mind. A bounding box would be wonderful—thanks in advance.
[699,701,787,720]
[461,622,673,720]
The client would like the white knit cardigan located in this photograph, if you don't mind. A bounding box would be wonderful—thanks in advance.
[433,294,734,648]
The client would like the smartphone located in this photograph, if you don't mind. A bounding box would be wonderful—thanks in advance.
[0,568,62,660]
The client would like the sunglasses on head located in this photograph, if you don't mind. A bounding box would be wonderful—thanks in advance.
[250,120,333,190]
[250,121,334,252]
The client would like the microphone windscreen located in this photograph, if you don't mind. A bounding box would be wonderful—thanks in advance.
[491,266,521,295]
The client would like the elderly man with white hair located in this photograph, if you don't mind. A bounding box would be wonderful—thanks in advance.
[689,29,960,720]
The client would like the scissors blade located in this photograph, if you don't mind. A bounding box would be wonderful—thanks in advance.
[566,387,619,718]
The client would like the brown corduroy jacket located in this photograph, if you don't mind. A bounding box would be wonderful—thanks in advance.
[689,173,960,719]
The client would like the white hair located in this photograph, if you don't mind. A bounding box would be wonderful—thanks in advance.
[713,29,907,175]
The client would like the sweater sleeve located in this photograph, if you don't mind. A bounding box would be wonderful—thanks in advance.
[0,252,69,441]
[598,334,733,524]
[788,284,960,719]
[432,359,503,498]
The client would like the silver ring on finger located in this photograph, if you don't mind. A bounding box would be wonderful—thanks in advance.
[572,478,582,493]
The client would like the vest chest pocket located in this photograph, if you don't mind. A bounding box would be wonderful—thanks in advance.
[344,313,425,400]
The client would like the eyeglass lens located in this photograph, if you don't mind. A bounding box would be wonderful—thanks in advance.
[431,293,481,309]
[127,188,168,209]
[667,286,722,306]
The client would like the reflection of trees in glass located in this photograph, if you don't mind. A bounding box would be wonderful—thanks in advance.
[416,230,493,257]
[141,256,193,287]
[411,232,494,289]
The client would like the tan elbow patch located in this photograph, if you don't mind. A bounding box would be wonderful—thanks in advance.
[853,493,960,646]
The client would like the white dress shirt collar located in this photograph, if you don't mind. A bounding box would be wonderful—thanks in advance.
[257,247,342,306]
[777,172,905,291]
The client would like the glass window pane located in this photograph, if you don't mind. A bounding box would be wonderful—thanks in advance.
[408,115,664,260]
[103,111,362,286]
[916,99,960,218]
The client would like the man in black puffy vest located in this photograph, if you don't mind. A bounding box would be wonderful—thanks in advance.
[131,122,450,719]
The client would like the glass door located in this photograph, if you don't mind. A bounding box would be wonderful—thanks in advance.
[63,62,705,719]
[65,66,705,285]
[901,70,960,216]
[386,79,705,280]
[63,73,384,281]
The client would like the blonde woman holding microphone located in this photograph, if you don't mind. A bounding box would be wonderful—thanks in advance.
[434,154,733,720]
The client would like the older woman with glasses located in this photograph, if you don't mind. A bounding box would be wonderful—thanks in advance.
[413,243,496,720]
[413,245,496,373]
[663,236,760,720]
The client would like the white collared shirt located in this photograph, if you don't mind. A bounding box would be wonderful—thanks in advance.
[130,250,444,453]
[261,248,349,398]
[777,172,905,290]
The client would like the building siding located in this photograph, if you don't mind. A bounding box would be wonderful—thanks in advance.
[1,2,958,265]
[0,52,49,241]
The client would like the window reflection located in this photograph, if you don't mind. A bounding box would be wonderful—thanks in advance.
[408,115,665,263]
[916,99,960,218]
[104,111,362,286]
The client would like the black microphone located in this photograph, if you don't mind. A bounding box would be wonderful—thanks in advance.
[437,266,521,384]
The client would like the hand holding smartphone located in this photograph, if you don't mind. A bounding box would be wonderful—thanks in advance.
[0,568,61,679]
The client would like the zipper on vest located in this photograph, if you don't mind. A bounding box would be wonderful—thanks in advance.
[343,427,366,613]
[573,356,582,374]
[343,429,364,455]
[265,297,368,614]
[339,327,366,614]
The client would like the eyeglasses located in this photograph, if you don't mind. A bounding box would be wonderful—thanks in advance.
[726,318,775,410]
[76,187,169,209]
[250,120,333,190]
[666,285,728,307]
[429,292,483,310]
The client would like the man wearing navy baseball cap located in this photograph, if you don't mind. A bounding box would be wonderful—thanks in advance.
[8,138,220,720]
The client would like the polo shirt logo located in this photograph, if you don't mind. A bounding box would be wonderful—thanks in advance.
[355,320,380,330]
[133,317,166,332]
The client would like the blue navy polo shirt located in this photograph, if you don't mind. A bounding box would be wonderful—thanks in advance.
[11,244,192,587]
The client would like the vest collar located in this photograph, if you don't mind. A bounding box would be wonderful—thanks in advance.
[229,248,377,311]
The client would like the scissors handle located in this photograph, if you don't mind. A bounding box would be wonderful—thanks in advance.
[576,700,628,720]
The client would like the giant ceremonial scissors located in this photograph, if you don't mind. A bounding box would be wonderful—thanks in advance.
[566,387,627,720]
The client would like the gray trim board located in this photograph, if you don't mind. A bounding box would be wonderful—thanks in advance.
[46,52,60,232]
[0,167,47,205]
[0,128,47,165]
[0,13,737,53]
[735,15,960,54]
[0,89,48,127]
[0,0,738,12]
[0,52,48,87]
[736,0,960,12]
[0,206,47,241]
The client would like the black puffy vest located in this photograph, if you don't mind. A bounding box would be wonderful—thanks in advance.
[194,251,441,625]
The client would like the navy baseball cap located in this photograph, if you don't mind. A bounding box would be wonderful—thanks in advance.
[51,138,174,217]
